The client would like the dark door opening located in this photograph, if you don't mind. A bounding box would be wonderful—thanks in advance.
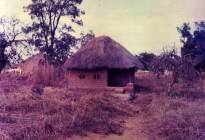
[108,68,135,87]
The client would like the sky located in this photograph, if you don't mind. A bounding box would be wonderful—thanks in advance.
[0,0,205,55]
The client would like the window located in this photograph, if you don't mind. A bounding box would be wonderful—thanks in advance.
[79,74,85,79]
[93,74,100,80]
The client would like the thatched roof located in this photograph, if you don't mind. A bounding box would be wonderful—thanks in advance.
[22,54,44,64]
[20,54,45,74]
[64,36,144,70]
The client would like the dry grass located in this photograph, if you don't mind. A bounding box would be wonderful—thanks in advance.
[147,97,205,140]
[32,63,68,87]
[1,70,205,140]
[135,71,205,95]
[135,72,172,93]
[0,73,31,93]
[135,72,205,140]
[0,88,131,139]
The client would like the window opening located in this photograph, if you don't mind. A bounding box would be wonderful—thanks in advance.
[79,74,85,79]
[93,74,100,79]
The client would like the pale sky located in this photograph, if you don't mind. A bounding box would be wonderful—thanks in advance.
[0,0,205,55]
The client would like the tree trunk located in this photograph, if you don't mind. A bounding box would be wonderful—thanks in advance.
[0,61,6,73]
[0,39,7,74]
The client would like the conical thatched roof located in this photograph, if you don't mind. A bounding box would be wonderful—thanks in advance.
[20,54,45,75]
[64,36,144,70]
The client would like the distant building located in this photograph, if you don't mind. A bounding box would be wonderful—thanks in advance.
[5,65,22,74]
[20,54,45,76]
[20,54,57,86]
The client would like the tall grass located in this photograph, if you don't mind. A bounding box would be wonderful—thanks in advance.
[136,71,205,140]
[135,71,205,95]
[32,62,68,87]
[135,72,172,93]
[148,97,205,140]
[0,88,130,139]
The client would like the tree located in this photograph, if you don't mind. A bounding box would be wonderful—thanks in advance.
[151,49,198,96]
[23,0,85,65]
[177,21,205,71]
[80,30,95,46]
[0,37,7,73]
[137,52,156,70]
[0,17,27,73]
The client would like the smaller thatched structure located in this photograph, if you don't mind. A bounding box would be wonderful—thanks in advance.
[64,36,144,88]
[21,54,64,86]
[21,54,45,75]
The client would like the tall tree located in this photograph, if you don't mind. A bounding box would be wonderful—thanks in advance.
[0,17,27,73]
[177,21,205,71]
[23,0,85,64]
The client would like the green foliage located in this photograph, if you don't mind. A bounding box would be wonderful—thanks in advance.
[0,17,26,73]
[23,0,85,65]
[177,21,205,71]
[129,92,137,102]
[31,86,44,95]
[80,30,95,46]
[137,52,156,70]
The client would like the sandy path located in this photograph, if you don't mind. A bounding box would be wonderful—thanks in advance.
[57,94,154,140]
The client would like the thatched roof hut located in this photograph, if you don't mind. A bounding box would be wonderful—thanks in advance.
[21,54,64,86]
[21,54,45,75]
[64,36,143,70]
[64,36,144,88]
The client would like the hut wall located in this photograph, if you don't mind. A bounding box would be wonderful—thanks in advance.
[68,69,107,88]
[108,68,135,87]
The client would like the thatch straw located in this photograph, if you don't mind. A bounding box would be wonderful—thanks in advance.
[64,36,144,70]
[20,54,44,75]
[20,54,67,87]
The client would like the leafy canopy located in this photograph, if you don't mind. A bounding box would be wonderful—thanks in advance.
[137,52,156,70]
[177,21,205,71]
[23,0,85,64]
[0,17,27,73]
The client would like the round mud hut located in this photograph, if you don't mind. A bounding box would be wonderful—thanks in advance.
[63,36,144,88]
